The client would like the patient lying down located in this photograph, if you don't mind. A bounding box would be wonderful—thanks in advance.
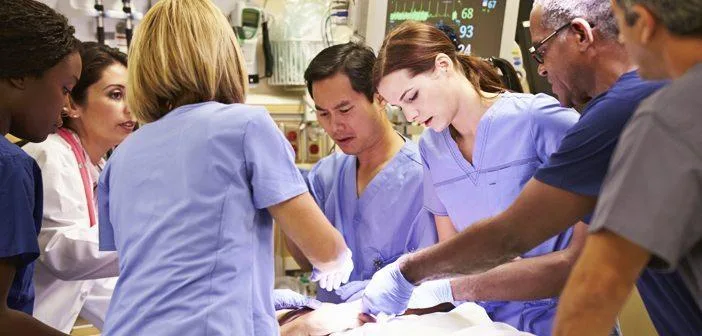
[275,290,533,336]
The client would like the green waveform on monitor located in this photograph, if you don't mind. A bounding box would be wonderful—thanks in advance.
[389,10,431,21]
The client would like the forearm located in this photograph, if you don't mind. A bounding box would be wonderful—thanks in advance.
[401,180,594,285]
[554,231,649,336]
[0,309,67,336]
[0,259,67,335]
[553,264,632,336]
[451,250,573,301]
[451,222,586,301]
[283,235,312,271]
[40,225,119,280]
[402,216,525,284]
[270,193,346,269]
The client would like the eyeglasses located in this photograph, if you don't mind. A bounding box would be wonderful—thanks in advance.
[529,22,571,64]
[529,21,596,64]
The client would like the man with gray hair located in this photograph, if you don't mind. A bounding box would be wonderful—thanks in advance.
[359,1,668,334]
[555,1,702,335]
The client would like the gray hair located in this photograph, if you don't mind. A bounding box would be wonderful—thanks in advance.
[533,0,619,39]
[616,0,702,36]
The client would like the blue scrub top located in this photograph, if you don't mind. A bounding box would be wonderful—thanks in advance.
[307,137,437,303]
[98,102,308,336]
[535,71,702,336]
[534,71,666,222]
[0,136,42,314]
[421,92,580,335]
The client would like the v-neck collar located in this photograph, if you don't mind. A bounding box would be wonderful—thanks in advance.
[440,94,507,185]
[348,135,410,202]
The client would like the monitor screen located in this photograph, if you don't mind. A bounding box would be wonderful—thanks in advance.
[385,0,506,57]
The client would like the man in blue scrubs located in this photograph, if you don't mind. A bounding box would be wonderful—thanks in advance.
[284,43,437,303]
[556,1,702,334]
[0,0,81,333]
[361,1,702,334]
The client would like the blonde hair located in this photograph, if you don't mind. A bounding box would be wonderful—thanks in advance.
[127,0,248,123]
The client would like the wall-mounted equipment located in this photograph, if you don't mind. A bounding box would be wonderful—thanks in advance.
[94,0,106,44]
[53,1,144,50]
[268,0,337,86]
[231,2,267,85]
[121,0,134,48]
[350,0,520,61]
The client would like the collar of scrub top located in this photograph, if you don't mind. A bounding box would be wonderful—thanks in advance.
[56,128,99,227]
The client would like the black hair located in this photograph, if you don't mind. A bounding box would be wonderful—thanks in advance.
[304,42,376,102]
[70,42,128,105]
[616,0,702,37]
[487,57,524,93]
[436,23,460,50]
[0,0,81,79]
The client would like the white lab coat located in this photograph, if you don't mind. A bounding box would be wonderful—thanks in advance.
[23,131,119,333]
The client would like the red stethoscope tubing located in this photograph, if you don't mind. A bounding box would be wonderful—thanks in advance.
[56,128,98,227]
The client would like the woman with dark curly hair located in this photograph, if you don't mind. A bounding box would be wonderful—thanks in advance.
[0,0,81,334]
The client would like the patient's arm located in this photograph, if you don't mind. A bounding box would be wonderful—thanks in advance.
[280,301,364,336]
[279,300,455,335]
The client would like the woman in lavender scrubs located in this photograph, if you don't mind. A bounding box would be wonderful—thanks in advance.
[374,21,587,335]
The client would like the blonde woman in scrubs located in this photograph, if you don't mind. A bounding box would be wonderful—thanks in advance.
[97,1,352,335]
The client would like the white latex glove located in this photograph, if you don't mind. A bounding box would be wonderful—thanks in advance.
[273,289,321,310]
[407,279,454,309]
[361,258,415,316]
[310,248,354,292]
[335,280,370,302]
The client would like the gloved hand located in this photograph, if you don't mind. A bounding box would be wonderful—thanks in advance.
[273,289,321,310]
[335,280,370,302]
[407,279,454,309]
[310,248,354,292]
[361,258,415,316]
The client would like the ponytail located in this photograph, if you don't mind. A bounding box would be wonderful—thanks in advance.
[487,57,524,93]
[455,54,505,95]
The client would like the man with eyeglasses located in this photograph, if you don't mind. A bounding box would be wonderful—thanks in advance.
[359,1,693,334]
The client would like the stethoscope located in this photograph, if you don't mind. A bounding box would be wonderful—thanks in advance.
[56,128,99,227]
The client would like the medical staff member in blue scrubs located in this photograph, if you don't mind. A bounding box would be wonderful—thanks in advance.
[0,1,81,334]
[361,1,702,335]
[284,43,437,304]
[371,21,582,335]
[97,1,352,335]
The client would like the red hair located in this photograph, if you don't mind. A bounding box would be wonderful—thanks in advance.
[373,21,505,97]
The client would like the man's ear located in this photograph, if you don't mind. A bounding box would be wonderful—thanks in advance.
[7,77,27,90]
[631,4,658,44]
[571,18,596,51]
